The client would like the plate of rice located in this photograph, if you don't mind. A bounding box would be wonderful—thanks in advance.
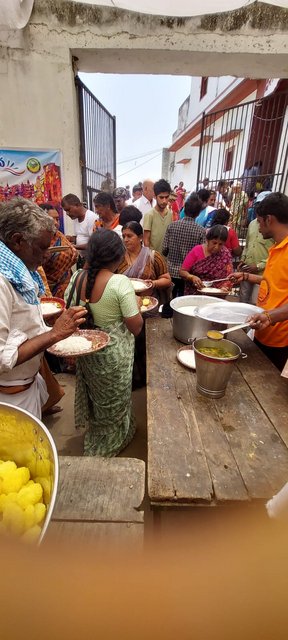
[47,329,110,358]
[130,278,149,293]
[40,297,66,319]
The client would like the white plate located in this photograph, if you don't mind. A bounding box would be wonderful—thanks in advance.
[177,346,196,370]
[195,301,264,324]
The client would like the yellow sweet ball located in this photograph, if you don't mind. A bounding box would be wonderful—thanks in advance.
[16,482,43,509]
[24,504,35,531]
[0,492,18,513]
[34,502,46,526]
[1,466,30,495]
[0,461,17,477]
[0,460,47,543]
[3,502,25,536]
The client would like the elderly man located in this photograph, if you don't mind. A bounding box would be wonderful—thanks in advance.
[134,179,155,224]
[0,197,86,417]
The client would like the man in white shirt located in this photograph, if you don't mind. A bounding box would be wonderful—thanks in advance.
[61,193,97,264]
[126,183,143,205]
[134,179,155,225]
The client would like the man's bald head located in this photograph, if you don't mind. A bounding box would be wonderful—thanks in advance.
[142,179,155,202]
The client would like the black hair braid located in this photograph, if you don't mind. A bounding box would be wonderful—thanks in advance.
[85,262,101,300]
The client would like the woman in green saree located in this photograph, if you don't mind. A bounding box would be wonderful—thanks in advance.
[65,229,143,456]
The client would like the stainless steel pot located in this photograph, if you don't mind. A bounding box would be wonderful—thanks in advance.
[170,295,228,344]
[0,402,59,544]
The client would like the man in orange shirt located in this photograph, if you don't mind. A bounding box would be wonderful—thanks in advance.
[232,192,288,370]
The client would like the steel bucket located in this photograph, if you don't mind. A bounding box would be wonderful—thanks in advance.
[194,337,243,399]
[0,402,59,544]
[170,295,228,344]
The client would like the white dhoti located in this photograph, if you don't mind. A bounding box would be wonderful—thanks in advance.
[0,373,48,420]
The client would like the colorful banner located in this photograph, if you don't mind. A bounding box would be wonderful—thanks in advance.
[0,148,64,230]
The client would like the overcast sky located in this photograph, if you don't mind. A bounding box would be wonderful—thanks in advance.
[79,72,191,189]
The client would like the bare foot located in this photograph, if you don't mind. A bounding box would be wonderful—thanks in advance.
[42,405,63,416]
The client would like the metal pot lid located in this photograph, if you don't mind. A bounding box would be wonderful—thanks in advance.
[195,301,263,324]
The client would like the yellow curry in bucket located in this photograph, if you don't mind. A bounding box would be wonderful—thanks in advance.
[0,403,58,544]
[197,346,235,359]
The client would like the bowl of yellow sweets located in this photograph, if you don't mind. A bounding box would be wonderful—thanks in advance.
[0,402,59,545]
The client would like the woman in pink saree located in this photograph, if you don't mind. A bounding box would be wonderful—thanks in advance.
[179,225,233,295]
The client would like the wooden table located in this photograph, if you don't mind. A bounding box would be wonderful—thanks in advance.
[146,318,288,509]
[49,456,145,547]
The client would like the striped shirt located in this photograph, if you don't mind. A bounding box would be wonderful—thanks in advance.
[162,217,206,278]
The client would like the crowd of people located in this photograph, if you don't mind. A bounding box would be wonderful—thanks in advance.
[0,174,288,457]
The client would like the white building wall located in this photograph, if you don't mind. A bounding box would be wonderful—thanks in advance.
[170,88,258,190]
[187,76,237,123]
[173,139,200,193]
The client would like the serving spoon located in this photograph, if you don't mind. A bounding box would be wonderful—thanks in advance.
[207,323,251,340]
[202,278,230,287]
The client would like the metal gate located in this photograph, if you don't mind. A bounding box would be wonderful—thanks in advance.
[196,89,288,235]
[75,76,116,209]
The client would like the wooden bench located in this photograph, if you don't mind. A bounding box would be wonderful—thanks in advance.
[49,456,145,548]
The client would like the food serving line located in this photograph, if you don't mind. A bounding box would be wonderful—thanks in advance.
[2,285,288,543]
[146,296,288,519]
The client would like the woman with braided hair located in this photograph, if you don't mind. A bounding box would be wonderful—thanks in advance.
[64,229,143,457]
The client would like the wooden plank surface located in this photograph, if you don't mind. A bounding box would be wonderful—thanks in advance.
[48,521,143,549]
[146,319,288,506]
[232,330,288,448]
[146,319,213,504]
[53,457,145,523]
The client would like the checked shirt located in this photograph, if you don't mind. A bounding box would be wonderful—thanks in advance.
[162,217,206,278]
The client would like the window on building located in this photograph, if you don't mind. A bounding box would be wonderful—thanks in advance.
[200,77,208,100]
[224,146,235,173]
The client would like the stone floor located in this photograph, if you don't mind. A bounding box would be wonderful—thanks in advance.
[42,373,147,462]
